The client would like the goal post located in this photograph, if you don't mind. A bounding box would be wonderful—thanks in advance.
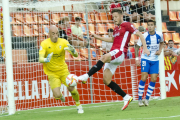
[0,0,166,115]
[2,0,15,115]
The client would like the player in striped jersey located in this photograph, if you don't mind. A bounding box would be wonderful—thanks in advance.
[135,20,164,106]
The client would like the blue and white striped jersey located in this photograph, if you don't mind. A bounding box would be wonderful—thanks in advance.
[137,31,164,61]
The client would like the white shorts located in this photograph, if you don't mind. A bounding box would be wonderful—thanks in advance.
[104,49,125,74]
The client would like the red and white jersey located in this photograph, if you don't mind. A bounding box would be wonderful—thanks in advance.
[111,22,138,53]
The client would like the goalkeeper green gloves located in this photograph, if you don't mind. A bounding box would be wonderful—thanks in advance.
[64,44,76,54]
[44,52,53,63]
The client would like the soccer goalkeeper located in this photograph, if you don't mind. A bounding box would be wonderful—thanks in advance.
[39,25,84,114]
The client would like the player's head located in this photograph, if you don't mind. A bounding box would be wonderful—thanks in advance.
[49,25,59,43]
[147,19,156,33]
[62,17,70,28]
[168,40,174,48]
[107,28,114,37]
[163,41,167,48]
[75,17,81,26]
[111,8,123,25]
[138,0,144,6]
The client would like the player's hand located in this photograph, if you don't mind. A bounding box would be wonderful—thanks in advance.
[155,50,162,55]
[64,44,75,53]
[143,48,150,56]
[44,52,53,63]
[135,60,141,66]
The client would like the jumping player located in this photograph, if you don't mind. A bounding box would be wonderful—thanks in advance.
[78,9,150,110]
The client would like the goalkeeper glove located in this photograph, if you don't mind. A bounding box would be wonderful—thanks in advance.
[64,44,75,54]
[44,52,53,63]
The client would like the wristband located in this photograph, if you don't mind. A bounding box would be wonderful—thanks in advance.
[135,57,139,60]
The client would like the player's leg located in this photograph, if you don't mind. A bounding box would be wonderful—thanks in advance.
[61,72,84,113]
[138,59,149,106]
[103,53,133,110]
[48,75,65,102]
[78,52,111,81]
[145,60,159,106]
[78,49,122,82]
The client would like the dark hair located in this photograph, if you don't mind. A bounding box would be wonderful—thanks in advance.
[164,41,166,44]
[147,19,156,25]
[75,17,81,21]
[168,40,174,43]
[107,28,114,33]
[111,8,123,14]
[58,20,64,24]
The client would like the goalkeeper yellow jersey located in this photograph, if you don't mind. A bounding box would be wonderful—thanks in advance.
[39,38,70,75]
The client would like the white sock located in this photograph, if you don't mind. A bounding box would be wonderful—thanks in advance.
[123,94,130,100]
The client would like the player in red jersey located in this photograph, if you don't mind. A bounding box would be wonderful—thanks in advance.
[78,9,150,110]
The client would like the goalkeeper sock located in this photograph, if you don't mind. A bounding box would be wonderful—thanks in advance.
[146,81,156,100]
[88,60,104,77]
[70,89,80,106]
[107,81,126,97]
[138,80,145,100]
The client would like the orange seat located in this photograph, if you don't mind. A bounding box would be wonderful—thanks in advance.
[177,45,180,48]
[97,39,102,47]
[60,13,69,20]
[173,45,177,48]
[43,14,49,23]
[162,22,168,32]
[82,13,92,23]
[163,33,172,42]
[52,13,60,23]
[23,25,33,36]
[130,34,138,45]
[106,23,115,30]
[98,48,103,59]
[65,50,73,61]
[177,11,180,20]
[96,24,107,34]
[99,12,108,22]
[12,50,28,63]
[34,14,44,24]
[172,33,180,43]
[14,13,24,23]
[169,11,178,21]
[80,48,97,60]
[141,23,147,29]
[133,23,140,29]
[90,13,100,23]
[73,49,85,61]
[88,24,95,34]
[107,12,112,21]
[33,25,39,36]
[10,13,16,24]
[42,25,49,35]
[24,13,34,23]
[12,25,23,36]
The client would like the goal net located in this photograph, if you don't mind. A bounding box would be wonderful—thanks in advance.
[0,0,161,115]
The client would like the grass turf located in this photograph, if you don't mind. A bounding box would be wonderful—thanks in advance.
[1,97,180,120]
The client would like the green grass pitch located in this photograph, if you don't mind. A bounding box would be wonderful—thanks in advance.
[1,97,180,120]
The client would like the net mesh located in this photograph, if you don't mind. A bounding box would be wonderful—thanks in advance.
[0,0,160,114]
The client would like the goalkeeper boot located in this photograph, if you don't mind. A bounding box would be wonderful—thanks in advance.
[144,99,149,106]
[78,74,89,83]
[121,95,133,111]
[77,105,84,114]
[138,100,144,107]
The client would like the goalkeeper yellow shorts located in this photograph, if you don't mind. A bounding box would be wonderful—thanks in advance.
[48,70,70,90]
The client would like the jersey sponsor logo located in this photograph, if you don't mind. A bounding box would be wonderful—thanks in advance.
[59,45,61,49]
[142,61,146,66]
[113,32,120,37]
[150,45,158,50]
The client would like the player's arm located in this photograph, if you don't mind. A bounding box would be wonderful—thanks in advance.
[135,31,150,56]
[155,42,163,55]
[39,42,53,63]
[64,44,78,57]
[135,39,141,66]
[91,33,114,43]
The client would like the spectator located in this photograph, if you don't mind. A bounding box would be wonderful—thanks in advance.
[71,17,87,48]
[164,40,178,56]
[149,0,155,10]
[168,40,177,51]
[109,0,122,13]
[101,28,113,52]
[143,0,155,20]
[131,0,144,21]
[62,17,72,36]
[58,20,68,40]
[121,0,141,23]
